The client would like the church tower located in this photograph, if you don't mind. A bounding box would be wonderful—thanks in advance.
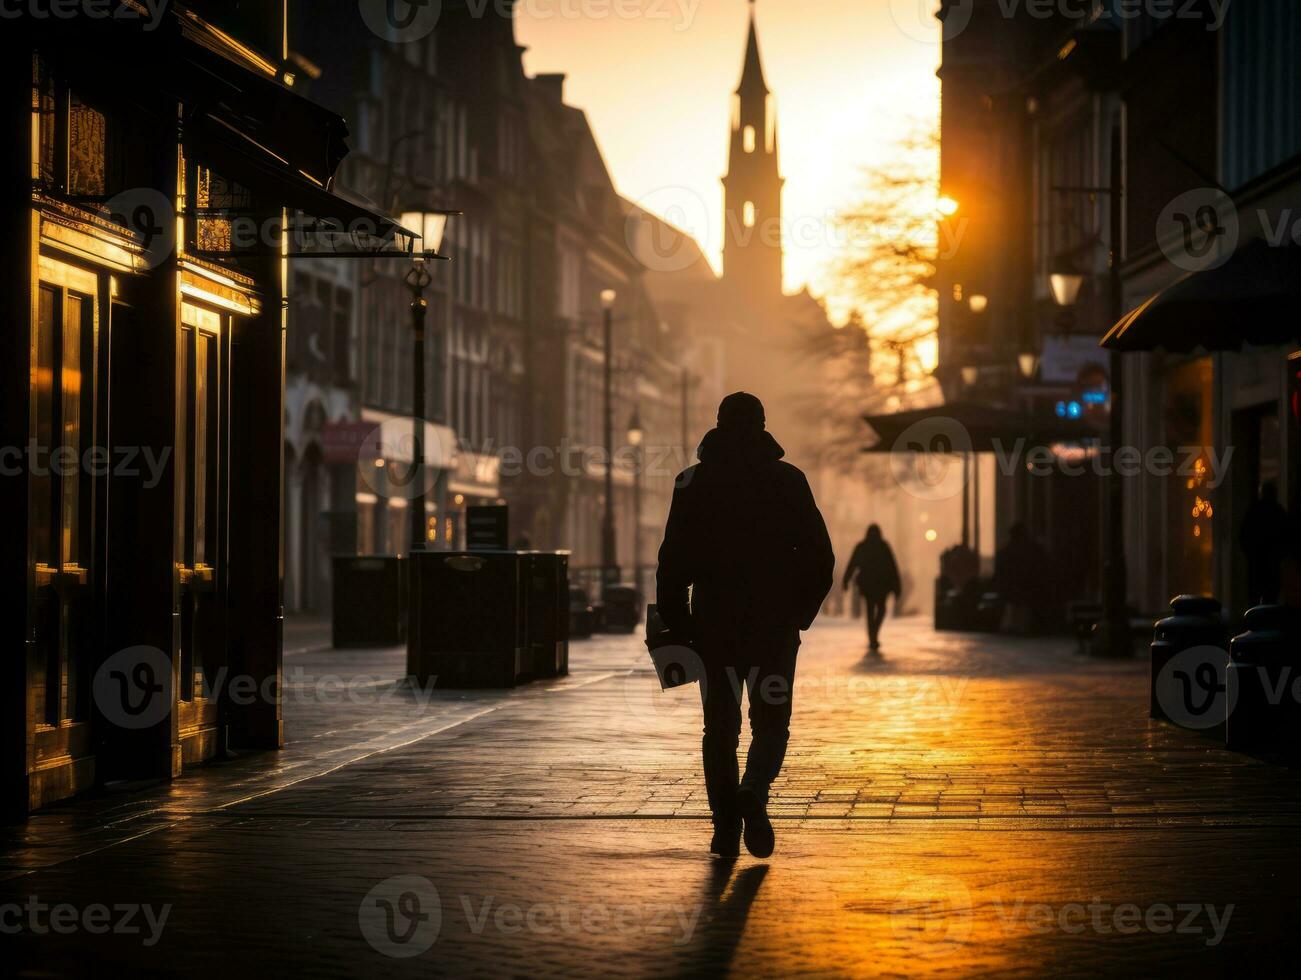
[722,0,784,298]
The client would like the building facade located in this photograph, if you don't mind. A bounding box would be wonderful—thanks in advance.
[936,0,1301,622]
[4,1,390,815]
[285,2,683,604]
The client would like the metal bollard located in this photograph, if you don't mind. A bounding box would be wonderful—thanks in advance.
[1226,605,1299,754]
[1149,595,1228,722]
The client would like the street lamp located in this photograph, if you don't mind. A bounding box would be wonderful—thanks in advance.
[1050,271,1086,308]
[968,293,989,315]
[1018,351,1041,380]
[600,288,619,585]
[627,408,644,603]
[1051,123,1130,657]
[398,208,456,555]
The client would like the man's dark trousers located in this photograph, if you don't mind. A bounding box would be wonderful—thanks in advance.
[865,595,887,647]
[698,627,800,827]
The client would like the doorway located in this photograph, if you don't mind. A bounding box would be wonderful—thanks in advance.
[176,302,230,765]
[30,260,103,801]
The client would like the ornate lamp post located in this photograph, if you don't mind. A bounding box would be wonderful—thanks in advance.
[627,408,644,602]
[1051,123,1130,657]
[599,288,619,584]
[398,209,455,555]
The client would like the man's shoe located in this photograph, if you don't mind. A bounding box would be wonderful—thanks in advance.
[710,822,741,858]
[735,786,774,858]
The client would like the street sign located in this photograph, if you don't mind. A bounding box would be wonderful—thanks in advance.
[322,420,375,464]
[466,505,509,551]
[1041,334,1109,385]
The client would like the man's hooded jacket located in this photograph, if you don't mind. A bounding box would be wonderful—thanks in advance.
[656,424,835,641]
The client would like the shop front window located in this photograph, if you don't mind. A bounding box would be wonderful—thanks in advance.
[1164,358,1215,596]
[32,55,115,201]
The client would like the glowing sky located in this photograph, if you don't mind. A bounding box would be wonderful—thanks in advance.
[515,0,941,310]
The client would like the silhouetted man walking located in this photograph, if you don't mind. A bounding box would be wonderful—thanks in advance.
[657,393,834,858]
[842,524,901,652]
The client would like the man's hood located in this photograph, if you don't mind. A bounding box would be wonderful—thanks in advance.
[696,426,785,467]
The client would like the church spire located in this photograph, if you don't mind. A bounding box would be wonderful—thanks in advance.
[736,0,769,97]
[722,0,783,297]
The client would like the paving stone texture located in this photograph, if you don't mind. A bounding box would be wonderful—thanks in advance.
[3,616,1300,977]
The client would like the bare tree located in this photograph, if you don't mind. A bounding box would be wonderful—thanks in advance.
[799,121,941,473]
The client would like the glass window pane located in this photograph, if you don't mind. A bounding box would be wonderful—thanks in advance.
[61,295,84,566]
[68,92,105,198]
[33,54,56,186]
[34,287,56,566]
[194,332,211,565]
[177,329,191,564]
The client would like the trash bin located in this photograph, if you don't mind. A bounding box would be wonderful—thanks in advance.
[1226,605,1298,753]
[1149,595,1227,722]
[523,551,570,678]
[568,588,595,639]
[601,585,640,632]
[407,550,526,688]
[332,555,405,648]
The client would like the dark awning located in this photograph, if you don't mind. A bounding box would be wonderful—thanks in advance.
[862,400,1101,454]
[34,13,349,190]
[176,36,351,192]
[32,10,418,251]
[184,112,413,243]
[1101,240,1301,353]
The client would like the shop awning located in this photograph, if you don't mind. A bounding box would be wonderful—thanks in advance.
[862,401,1100,454]
[1101,240,1301,353]
[184,112,416,249]
[33,11,419,255]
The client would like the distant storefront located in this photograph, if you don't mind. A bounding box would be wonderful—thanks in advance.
[447,449,503,548]
[1163,358,1216,599]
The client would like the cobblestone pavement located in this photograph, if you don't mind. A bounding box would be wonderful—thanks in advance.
[4,617,1301,977]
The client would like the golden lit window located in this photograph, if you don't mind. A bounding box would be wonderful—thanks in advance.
[192,166,250,257]
[68,93,106,197]
[33,54,55,185]
[743,201,755,228]
[743,125,756,153]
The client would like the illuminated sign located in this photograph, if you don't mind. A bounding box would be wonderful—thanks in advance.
[1056,400,1084,420]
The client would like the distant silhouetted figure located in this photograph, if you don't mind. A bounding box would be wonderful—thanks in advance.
[995,523,1049,634]
[657,392,834,859]
[842,525,901,652]
[1240,482,1289,606]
